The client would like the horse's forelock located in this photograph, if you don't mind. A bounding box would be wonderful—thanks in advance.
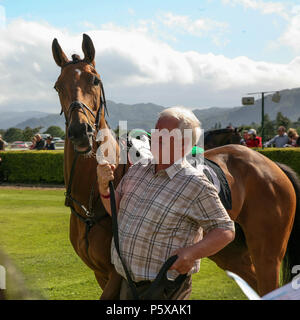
[72,54,81,62]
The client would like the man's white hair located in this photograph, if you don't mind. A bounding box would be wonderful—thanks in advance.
[158,106,201,146]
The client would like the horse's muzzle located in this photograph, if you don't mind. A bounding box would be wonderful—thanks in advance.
[68,122,94,153]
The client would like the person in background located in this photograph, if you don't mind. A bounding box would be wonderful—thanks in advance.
[0,135,6,151]
[29,136,37,150]
[33,134,46,150]
[44,136,55,150]
[245,129,262,148]
[240,130,249,146]
[286,128,299,147]
[264,126,289,148]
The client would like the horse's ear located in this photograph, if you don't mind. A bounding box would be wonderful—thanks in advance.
[52,38,69,67]
[82,34,95,66]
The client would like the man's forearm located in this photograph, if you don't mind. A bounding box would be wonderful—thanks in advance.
[190,228,235,260]
[99,186,112,216]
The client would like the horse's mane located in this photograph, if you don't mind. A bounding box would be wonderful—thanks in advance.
[204,128,234,138]
[207,128,234,134]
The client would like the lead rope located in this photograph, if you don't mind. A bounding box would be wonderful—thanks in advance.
[109,181,139,300]
[65,152,98,255]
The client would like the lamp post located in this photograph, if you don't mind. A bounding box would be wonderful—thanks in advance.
[242,91,281,149]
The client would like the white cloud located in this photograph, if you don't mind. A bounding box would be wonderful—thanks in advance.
[278,13,300,52]
[160,12,229,45]
[0,18,300,113]
[222,0,289,19]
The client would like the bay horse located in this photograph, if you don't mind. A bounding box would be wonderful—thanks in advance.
[52,34,126,299]
[204,127,242,150]
[52,34,300,298]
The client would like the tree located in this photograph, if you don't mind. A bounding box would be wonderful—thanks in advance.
[23,126,43,141]
[257,114,275,141]
[276,112,291,130]
[4,128,24,142]
[44,126,65,138]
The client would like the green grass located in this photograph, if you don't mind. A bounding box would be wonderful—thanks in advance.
[0,188,247,300]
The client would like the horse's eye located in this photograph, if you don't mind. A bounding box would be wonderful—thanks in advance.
[93,77,100,86]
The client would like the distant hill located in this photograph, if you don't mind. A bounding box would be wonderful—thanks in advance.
[194,87,300,129]
[4,87,300,132]
[0,111,50,130]
[14,101,165,132]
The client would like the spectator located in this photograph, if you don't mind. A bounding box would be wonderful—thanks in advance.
[286,128,299,147]
[33,134,46,150]
[245,129,262,148]
[29,137,37,150]
[264,126,289,148]
[44,136,55,150]
[240,130,249,146]
[0,135,6,151]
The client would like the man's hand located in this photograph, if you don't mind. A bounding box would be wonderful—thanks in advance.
[97,162,116,193]
[169,247,196,274]
[169,228,235,274]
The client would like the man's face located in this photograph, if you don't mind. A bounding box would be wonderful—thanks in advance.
[278,128,285,136]
[152,117,184,165]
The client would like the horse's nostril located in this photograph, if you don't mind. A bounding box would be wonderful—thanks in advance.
[86,123,93,134]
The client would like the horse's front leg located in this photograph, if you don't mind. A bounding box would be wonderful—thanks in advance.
[96,269,122,300]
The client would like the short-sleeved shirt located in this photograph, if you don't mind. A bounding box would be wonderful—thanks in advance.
[111,159,235,282]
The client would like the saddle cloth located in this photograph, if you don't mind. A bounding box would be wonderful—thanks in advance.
[194,158,232,210]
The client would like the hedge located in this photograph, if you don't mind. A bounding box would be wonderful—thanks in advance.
[0,148,300,184]
[0,151,64,184]
[257,148,300,177]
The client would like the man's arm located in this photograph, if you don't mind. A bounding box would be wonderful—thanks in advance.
[97,163,120,216]
[264,136,276,147]
[170,228,234,274]
[170,181,235,274]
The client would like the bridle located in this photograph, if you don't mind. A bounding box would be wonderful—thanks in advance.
[58,59,111,255]
[59,59,109,135]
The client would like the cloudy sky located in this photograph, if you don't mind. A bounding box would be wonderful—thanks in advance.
[1,0,300,114]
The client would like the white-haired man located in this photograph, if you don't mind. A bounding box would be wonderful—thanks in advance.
[97,107,235,300]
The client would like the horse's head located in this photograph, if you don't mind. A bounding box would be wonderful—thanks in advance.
[52,34,104,153]
[204,128,241,150]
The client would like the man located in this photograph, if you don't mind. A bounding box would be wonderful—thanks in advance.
[0,135,6,151]
[97,107,235,300]
[264,126,289,148]
[245,129,262,148]
[33,134,46,150]
[44,136,55,150]
[240,130,249,146]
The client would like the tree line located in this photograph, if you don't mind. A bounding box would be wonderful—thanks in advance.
[0,126,65,143]
[213,112,300,141]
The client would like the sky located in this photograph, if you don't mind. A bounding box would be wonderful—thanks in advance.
[1,0,300,113]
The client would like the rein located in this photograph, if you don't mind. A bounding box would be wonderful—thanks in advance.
[62,64,110,256]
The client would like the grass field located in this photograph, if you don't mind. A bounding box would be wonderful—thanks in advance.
[0,187,247,300]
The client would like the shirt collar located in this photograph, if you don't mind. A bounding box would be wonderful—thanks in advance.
[150,157,191,180]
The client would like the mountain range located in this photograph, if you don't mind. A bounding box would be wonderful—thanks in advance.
[1,87,300,132]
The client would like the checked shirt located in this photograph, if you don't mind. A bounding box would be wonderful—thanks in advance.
[111,159,235,282]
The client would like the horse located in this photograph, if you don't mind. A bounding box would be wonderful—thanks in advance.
[52,34,300,298]
[52,34,127,299]
[204,127,242,150]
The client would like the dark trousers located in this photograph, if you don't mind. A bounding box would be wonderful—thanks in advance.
[119,275,192,300]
